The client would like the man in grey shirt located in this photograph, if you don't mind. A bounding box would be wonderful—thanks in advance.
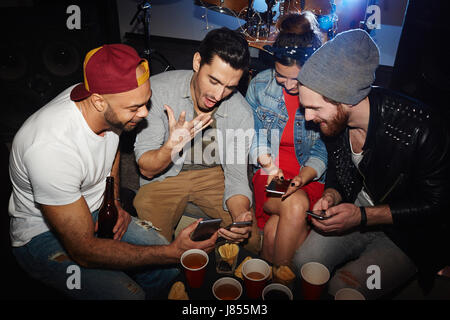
[134,28,260,253]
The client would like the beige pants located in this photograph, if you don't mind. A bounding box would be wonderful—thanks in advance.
[134,166,261,254]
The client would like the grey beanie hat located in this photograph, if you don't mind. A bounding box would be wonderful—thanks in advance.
[297,29,379,105]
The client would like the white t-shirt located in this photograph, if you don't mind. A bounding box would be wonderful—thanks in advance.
[8,85,120,246]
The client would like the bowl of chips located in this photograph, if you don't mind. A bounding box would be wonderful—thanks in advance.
[215,243,239,274]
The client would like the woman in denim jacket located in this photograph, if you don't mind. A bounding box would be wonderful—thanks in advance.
[246,12,327,266]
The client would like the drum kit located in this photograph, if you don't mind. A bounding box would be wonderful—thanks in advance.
[195,0,338,50]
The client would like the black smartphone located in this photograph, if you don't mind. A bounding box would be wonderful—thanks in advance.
[306,210,329,220]
[266,178,292,195]
[224,221,252,230]
[190,218,222,241]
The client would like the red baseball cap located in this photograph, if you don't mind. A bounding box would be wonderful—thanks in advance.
[70,44,149,101]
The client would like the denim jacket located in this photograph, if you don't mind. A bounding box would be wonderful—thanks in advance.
[246,69,327,182]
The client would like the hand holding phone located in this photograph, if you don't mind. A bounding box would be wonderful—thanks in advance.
[306,210,330,220]
[224,221,252,230]
[190,218,222,241]
[266,178,292,195]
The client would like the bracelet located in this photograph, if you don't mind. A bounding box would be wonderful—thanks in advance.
[114,198,121,202]
[359,206,367,228]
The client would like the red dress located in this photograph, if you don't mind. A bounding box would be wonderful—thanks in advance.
[252,89,325,230]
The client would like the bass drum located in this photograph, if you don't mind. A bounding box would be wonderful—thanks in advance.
[199,0,249,16]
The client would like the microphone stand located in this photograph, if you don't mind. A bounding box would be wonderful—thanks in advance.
[130,1,175,72]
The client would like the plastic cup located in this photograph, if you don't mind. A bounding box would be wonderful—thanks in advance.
[334,288,366,300]
[300,262,330,300]
[180,249,209,288]
[242,258,271,299]
[262,283,293,300]
[212,277,243,300]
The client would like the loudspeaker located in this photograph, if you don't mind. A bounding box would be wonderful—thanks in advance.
[0,0,121,142]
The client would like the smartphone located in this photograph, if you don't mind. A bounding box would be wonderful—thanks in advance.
[266,178,292,195]
[306,210,329,220]
[224,221,252,230]
[190,218,222,241]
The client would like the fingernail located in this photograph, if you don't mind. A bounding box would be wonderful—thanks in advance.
[291,183,295,186]
[280,177,284,180]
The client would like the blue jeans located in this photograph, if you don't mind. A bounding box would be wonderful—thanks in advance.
[12,211,179,300]
[292,229,417,299]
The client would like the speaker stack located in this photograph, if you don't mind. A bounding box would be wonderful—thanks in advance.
[0,0,121,142]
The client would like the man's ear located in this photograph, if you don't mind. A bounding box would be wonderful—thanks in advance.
[193,52,201,73]
[90,94,107,112]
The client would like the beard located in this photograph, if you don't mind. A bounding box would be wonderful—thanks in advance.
[197,98,215,113]
[104,106,126,131]
[319,104,349,137]
[104,105,139,132]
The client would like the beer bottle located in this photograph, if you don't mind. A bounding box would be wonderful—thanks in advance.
[97,176,118,239]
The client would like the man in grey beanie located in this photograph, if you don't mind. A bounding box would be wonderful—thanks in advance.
[293,29,450,299]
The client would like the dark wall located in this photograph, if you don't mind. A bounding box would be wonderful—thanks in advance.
[390,0,449,119]
[0,0,120,299]
[0,0,121,143]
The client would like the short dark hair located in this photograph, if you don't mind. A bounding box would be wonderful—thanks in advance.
[198,27,250,71]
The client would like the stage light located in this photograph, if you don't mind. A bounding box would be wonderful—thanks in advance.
[252,0,267,13]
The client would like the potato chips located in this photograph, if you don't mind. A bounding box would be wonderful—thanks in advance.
[234,256,252,279]
[273,265,296,286]
[218,243,239,266]
[168,281,189,300]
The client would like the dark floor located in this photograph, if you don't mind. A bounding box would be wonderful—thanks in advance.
[1,34,449,300]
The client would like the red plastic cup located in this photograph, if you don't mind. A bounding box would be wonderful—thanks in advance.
[180,249,209,288]
[212,277,243,300]
[300,262,330,300]
[242,258,270,299]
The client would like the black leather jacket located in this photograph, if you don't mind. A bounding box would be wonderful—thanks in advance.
[325,87,450,286]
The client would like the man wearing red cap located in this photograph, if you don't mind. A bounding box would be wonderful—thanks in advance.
[8,44,217,299]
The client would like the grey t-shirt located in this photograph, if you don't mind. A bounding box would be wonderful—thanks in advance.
[181,107,220,171]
